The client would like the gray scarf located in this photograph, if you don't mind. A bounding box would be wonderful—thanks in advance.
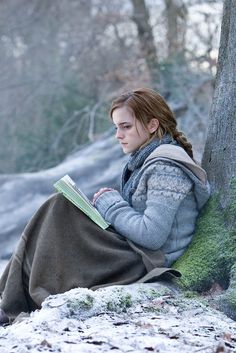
[121,135,178,204]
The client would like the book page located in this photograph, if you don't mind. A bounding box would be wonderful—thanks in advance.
[54,175,109,230]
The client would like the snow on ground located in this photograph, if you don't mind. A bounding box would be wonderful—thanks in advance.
[0,261,8,277]
[0,283,235,353]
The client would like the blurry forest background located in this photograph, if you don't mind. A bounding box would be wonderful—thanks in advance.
[0,0,223,174]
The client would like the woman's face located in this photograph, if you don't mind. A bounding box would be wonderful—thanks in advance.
[112,106,158,154]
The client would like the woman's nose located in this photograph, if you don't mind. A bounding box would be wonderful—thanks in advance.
[115,129,124,140]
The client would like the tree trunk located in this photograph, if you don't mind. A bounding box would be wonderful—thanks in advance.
[131,0,159,85]
[174,0,236,321]
[165,0,187,58]
[202,0,236,207]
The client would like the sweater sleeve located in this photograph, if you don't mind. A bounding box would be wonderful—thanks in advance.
[95,162,193,250]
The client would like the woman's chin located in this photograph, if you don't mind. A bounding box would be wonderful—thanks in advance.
[122,145,131,154]
[120,143,137,154]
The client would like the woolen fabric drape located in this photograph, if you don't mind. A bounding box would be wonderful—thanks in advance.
[0,194,178,319]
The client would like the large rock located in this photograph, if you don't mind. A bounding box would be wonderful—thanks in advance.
[0,133,127,259]
[0,283,235,353]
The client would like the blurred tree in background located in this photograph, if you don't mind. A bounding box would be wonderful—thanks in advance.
[0,0,223,173]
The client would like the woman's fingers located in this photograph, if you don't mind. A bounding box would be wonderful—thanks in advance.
[92,188,114,204]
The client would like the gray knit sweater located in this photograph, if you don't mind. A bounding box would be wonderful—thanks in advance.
[95,143,210,266]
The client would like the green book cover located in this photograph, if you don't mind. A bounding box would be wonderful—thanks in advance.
[53,174,109,230]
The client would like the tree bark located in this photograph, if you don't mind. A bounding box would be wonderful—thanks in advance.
[174,0,236,321]
[165,0,187,58]
[202,0,236,207]
[131,0,159,84]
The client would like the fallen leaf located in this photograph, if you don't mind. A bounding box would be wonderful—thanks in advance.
[87,340,104,345]
[167,330,180,339]
[214,341,231,353]
[40,339,52,348]
[113,321,129,326]
[144,346,155,351]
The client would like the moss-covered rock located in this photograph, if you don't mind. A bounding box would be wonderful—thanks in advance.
[217,263,236,320]
[66,293,94,315]
[43,283,174,320]
[173,179,236,319]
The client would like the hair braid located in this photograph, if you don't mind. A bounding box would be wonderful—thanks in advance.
[172,129,193,158]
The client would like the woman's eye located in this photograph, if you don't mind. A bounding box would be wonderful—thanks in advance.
[113,125,131,132]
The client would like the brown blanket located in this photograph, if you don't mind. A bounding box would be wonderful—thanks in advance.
[0,194,180,319]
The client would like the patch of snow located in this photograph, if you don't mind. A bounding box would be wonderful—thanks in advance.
[0,283,235,353]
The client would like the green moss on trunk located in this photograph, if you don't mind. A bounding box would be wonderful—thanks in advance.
[173,179,236,319]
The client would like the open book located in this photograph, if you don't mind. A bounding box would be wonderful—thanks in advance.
[53,175,109,230]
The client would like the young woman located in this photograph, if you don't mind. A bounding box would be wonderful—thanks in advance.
[0,88,210,325]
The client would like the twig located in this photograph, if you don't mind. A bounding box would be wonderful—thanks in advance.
[194,345,213,352]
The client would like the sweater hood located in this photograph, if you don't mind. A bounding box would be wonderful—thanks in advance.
[143,144,211,210]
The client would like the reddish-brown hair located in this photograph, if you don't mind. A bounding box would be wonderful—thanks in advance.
[110,88,193,158]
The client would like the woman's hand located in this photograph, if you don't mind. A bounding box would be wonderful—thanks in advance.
[92,187,114,205]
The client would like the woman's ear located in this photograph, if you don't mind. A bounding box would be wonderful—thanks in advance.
[148,118,159,134]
